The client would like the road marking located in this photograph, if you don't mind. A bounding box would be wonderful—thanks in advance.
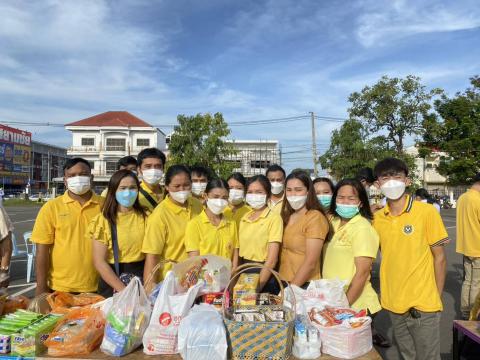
[12,219,36,224]
[11,283,36,296]
[8,283,34,289]
[446,226,456,229]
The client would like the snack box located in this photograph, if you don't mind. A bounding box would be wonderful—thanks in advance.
[0,310,42,354]
[11,313,62,357]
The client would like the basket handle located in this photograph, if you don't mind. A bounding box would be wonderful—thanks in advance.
[143,259,176,294]
[222,262,295,317]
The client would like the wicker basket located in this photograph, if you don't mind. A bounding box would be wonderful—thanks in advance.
[222,263,295,360]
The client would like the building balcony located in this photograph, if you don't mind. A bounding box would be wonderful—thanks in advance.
[68,145,154,156]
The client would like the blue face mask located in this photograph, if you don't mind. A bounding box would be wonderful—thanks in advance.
[335,203,360,219]
[115,190,138,208]
[317,194,332,209]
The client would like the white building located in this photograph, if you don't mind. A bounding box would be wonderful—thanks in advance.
[65,111,166,184]
[405,145,448,193]
[226,140,280,177]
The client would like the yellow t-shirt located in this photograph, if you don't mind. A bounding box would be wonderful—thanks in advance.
[185,210,238,260]
[269,198,284,215]
[238,207,283,262]
[224,204,251,228]
[89,211,146,264]
[456,189,480,257]
[323,215,381,314]
[142,195,203,279]
[138,181,164,212]
[373,195,449,313]
[31,191,104,293]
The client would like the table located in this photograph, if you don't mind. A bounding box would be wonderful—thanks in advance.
[35,348,382,360]
[453,320,480,360]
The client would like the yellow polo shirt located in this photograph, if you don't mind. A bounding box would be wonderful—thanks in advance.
[89,211,146,264]
[269,198,284,215]
[224,204,251,228]
[142,195,203,279]
[185,210,238,260]
[32,191,104,293]
[238,207,283,262]
[323,215,381,314]
[456,189,480,257]
[138,181,164,212]
[373,195,449,314]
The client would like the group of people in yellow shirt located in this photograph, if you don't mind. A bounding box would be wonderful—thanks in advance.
[32,150,449,359]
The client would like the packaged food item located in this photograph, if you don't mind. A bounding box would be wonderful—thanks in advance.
[2,296,30,315]
[0,310,41,354]
[200,292,228,310]
[180,258,208,289]
[100,277,151,357]
[47,292,105,314]
[309,307,367,328]
[292,315,321,359]
[264,310,285,322]
[27,293,51,314]
[45,307,105,356]
[11,314,62,357]
[233,273,259,305]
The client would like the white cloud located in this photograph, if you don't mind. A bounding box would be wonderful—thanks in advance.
[356,0,480,47]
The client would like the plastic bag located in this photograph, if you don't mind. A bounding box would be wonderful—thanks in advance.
[178,304,227,360]
[27,293,51,314]
[292,315,321,360]
[45,307,105,356]
[284,279,349,316]
[47,292,105,313]
[100,277,152,357]
[172,255,231,295]
[2,295,30,314]
[143,271,202,355]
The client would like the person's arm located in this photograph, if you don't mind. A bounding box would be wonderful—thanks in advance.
[92,239,125,293]
[35,244,51,295]
[143,254,160,293]
[431,245,447,294]
[258,242,280,291]
[291,238,325,287]
[232,248,239,273]
[188,251,200,257]
[346,256,373,306]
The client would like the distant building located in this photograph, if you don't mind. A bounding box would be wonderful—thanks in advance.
[405,145,448,193]
[65,111,166,186]
[226,140,280,177]
[31,141,68,193]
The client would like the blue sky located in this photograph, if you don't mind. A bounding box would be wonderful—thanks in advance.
[0,0,479,172]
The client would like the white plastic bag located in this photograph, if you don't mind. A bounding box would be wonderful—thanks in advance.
[100,277,152,356]
[143,271,202,355]
[178,304,227,360]
[172,255,231,295]
[285,279,349,315]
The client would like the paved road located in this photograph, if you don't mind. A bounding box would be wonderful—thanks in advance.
[1,205,467,359]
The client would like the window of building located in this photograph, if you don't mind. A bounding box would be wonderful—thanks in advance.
[106,138,126,151]
[250,160,271,169]
[106,161,117,174]
[136,138,150,147]
[81,138,95,146]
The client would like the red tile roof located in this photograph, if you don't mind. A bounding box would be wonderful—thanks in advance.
[66,111,153,127]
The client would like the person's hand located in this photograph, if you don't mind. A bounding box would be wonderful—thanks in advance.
[370,203,384,213]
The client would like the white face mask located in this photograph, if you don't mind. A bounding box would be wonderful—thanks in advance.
[206,198,228,215]
[66,176,91,195]
[270,181,284,195]
[287,195,308,210]
[380,180,406,200]
[246,194,267,209]
[229,189,244,205]
[169,190,190,204]
[191,182,207,196]
[142,169,163,185]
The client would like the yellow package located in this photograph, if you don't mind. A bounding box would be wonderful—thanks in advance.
[233,274,259,305]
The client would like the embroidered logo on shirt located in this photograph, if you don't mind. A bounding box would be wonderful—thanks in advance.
[403,224,414,235]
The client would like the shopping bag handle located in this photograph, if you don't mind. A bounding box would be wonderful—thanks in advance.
[143,259,177,294]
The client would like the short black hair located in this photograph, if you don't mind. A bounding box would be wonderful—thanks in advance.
[313,177,335,193]
[374,157,409,178]
[165,164,190,186]
[63,157,91,173]
[415,188,430,200]
[247,174,272,198]
[266,164,286,178]
[330,178,373,221]
[206,178,229,194]
[190,165,211,180]
[137,148,166,167]
[227,172,247,188]
[473,173,480,184]
[356,167,375,183]
[117,156,137,170]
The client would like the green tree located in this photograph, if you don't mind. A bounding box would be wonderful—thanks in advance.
[421,76,480,185]
[349,75,442,155]
[168,113,238,178]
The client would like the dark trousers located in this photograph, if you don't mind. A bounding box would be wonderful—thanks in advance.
[98,260,144,298]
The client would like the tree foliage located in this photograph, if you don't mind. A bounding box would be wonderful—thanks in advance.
[168,113,238,178]
[349,75,442,155]
[421,76,480,185]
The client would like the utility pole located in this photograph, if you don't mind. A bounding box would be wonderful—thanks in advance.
[310,111,318,177]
